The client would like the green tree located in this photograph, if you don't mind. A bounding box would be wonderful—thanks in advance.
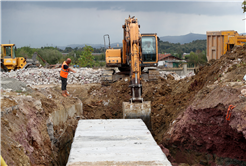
[185,51,207,67]
[16,46,38,58]
[37,49,63,64]
[78,45,95,67]
[242,1,246,13]
[64,47,73,53]
[158,40,206,55]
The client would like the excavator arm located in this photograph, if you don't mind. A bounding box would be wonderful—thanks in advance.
[102,16,159,129]
[122,16,152,129]
[123,16,143,102]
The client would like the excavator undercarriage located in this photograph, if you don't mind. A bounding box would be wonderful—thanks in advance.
[101,68,159,86]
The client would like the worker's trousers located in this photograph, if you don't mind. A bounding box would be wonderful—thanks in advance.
[60,76,67,90]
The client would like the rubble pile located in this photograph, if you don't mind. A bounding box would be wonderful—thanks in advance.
[1,68,185,86]
[1,68,103,86]
[159,71,182,80]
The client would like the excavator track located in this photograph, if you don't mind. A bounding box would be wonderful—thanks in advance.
[101,69,129,86]
[101,68,160,86]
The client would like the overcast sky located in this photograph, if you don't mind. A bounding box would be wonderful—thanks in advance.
[1,0,245,48]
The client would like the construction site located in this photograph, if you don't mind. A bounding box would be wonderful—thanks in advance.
[1,14,246,166]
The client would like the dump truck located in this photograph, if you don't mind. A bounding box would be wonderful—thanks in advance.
[206,30,246,61]
[102,16,160,129]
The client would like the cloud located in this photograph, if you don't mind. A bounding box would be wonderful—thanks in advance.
[2,1,242,15]
[1,1,245,47]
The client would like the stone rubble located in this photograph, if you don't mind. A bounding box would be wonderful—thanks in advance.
[1,68,103,86]
[1,68,186,86]
[159,71,183,80]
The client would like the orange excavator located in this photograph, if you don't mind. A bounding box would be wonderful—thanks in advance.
[102,16,159,129]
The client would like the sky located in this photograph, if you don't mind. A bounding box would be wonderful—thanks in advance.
[1,0,245,48]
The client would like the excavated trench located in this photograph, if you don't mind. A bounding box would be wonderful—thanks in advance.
[2,77,246,166]
[48,99,83,165]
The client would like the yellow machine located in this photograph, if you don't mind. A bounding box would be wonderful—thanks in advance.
[0,44,26,72]
[1,156,8,166]
[102,16,159,129]
[206,30,246,61]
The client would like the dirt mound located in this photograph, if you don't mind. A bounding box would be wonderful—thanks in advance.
[160,45,246,165]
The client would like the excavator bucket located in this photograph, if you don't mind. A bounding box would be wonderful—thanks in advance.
[122,101,152,130]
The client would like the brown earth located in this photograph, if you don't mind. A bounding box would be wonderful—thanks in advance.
[1,87,79,166]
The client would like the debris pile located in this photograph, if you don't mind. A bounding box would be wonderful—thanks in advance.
[159,71,182,80]
[1,68,103,86]
[1,68,185,87]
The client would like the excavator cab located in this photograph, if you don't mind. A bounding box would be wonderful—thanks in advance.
[141,34,159,65]
[142,35,157,62]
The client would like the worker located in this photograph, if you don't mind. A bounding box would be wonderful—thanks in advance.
[60,58,76,97]
[143,41,154,54]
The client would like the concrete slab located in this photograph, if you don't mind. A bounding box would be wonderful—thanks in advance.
[66,119,172,166]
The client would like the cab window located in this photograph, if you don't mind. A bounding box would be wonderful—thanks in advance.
[142,36,156,62]
[6,46,12,58]
[12,47,16,58]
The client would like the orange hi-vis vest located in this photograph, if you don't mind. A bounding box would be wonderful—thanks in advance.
[60,61,69,78]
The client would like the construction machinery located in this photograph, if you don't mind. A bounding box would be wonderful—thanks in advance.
[25,52,48,68]
[102,16,159,129]
[206,30,246,61]
[1,44,27,72]
[0,44,46,72]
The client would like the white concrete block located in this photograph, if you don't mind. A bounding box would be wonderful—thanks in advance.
[66,119,171,166]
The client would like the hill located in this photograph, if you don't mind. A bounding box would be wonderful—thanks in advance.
[57,33,206,50]
[57,43,122,50]
[159,33,206,44]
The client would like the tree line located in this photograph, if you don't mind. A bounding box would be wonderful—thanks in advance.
[16,46,106,67]
[16,39,207,68]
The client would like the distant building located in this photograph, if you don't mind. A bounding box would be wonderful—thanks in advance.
[158,53,172,61]
[158,53,186,68]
